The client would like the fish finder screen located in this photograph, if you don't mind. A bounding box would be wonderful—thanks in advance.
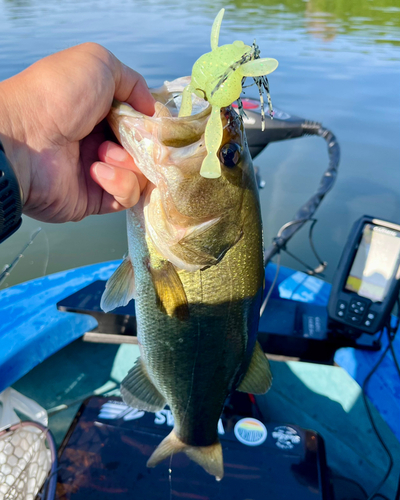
[345,223,400,302]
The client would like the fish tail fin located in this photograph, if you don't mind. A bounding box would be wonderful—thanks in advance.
[147,430,185,467]
[147,430,224,480]
[184,440,224,481]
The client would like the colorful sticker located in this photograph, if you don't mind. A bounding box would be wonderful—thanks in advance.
[234,418,267,446]
[272,426,301,450]
[154,409,225,435]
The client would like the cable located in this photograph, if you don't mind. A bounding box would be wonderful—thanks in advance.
[266,217,327,282]
[363,338,393,500]
[307,218,327,275]
[389,299,400,500]
[264,125,340,266]
[388,298,400,377]
[362,314,400,500]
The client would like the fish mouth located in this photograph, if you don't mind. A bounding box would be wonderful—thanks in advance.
[107,78,213,186]
[108,78,247,271]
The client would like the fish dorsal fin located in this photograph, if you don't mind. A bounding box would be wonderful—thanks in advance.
[100,256,136,313]
[149,261,190,321]
[237,341,272,394]
[147,429,224,481]
[121,357,166,412]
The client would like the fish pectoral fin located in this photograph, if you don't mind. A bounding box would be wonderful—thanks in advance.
[147,430,224,481]
[121,357,166,412]
[149,261,190,321]
[237,341,272,395]
[100,256,136,313]
[173,218,242,268]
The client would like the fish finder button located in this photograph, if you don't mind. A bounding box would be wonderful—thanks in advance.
[349,299,367,316]
[346,314,362,325]
[363,312,376,328]
[336,300,347,318]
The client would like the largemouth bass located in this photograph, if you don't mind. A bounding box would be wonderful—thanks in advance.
[101,77,272,480]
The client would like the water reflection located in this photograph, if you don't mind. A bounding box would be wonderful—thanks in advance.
[3,0,400,42]
[0,0,399,287]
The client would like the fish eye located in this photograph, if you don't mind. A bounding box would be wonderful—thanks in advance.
[219,142,241,168]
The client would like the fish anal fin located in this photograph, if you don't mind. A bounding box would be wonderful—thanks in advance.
[149,261,189,321]
[121,358,166,413]
[147,430,224,481]
[100,256,136,313]
[237,341,272,395]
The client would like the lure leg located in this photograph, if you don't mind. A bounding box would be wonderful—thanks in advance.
[179,84,194,118]
[201,106,223,178]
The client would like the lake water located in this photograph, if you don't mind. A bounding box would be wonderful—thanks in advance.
[0,0,399,287]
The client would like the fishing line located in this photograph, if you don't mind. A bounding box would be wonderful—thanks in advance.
[164,94,181,112]
[260,252,281,317]
[179,271,202,433]
[40,227,50,278]
[168,454,173,500]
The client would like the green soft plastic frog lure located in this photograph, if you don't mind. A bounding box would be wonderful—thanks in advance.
[178,8,278,178]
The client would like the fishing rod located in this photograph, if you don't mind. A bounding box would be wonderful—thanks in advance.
[0,227,42,287]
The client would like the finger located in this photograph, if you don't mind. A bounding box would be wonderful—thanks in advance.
[90,161,141,209]
[98,141,148,192]
[112,57,156,116]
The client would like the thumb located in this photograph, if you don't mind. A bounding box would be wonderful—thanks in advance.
[112,57,156,116]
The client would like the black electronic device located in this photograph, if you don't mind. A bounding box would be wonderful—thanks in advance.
[232,98,315,158]
[56,394,330,500]
[328,215,400,334]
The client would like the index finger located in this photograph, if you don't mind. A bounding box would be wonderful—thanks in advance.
[113,58,156,116]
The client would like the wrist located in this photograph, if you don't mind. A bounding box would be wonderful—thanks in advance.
[0,79,28,241]
[0,140,23,242]
[0,77,33,208]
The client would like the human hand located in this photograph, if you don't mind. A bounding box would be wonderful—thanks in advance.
[0,43,155,223]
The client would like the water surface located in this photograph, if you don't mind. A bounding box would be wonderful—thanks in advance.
[0,0,399,286]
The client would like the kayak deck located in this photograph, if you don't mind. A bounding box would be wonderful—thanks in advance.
[11,337,400,499]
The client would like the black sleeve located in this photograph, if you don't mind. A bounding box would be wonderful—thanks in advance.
[0,140,22,243]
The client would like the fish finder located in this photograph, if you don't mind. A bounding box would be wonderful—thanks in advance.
[328,215,400,334]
